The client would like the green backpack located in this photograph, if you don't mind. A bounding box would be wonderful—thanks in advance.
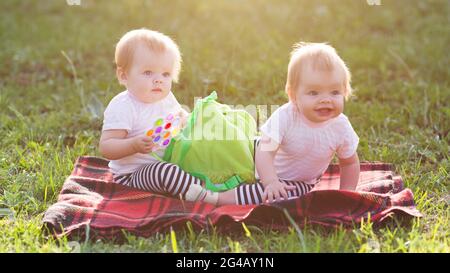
[162,91,257,192]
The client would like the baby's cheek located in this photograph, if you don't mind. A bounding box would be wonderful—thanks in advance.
[335,99,344,109]
[165,81,172,90]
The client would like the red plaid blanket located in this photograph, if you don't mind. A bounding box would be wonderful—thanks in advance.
[42,156,422,240]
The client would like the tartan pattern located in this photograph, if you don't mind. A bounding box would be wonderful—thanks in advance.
[42,156,422,240]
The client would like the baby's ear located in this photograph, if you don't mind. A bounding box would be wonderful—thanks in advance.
[285,85,293,101]
[116,67,127,86]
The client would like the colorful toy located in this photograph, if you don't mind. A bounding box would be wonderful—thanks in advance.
[146,113,182,151]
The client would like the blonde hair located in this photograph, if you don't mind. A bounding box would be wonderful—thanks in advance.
[115,28,182,82]
[285,42,352,102]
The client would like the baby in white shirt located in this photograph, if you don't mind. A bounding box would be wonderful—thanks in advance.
[256,42,360,203]
[100,28,217,203]
[194,42,360,206]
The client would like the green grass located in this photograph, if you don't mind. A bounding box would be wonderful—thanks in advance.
[0,0,448,253]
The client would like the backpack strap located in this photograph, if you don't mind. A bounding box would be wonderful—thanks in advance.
[190,172,244,192]
[222,175,244,190]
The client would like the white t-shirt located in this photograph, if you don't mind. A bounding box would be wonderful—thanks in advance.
[259,102,359,184]
[102,90,182,175]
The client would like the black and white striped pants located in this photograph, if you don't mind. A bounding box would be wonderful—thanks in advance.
[235,137,316,205]
[234,179,315,205]
[114,161,316,205]
[114,161,202,200]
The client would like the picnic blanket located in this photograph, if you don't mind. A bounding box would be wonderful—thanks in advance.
[42,156,422,240]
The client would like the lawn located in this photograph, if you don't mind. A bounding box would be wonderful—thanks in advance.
[0,0,448,252]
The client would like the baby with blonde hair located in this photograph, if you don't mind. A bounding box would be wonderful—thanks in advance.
[99,28,218,204]
[193,42,360,205]
[254,42,360,203]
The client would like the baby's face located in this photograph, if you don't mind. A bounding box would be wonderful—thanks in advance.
[295,65,345,123]
[123,44,175,104]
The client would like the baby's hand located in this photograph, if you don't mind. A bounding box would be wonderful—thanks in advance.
[132,135,155,154]
[262,180,297,203]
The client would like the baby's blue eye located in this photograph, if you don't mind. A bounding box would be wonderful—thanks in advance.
[143,71,153,76]
[331,90,341,95]
[308,91,318,96]
[163,72,171,77]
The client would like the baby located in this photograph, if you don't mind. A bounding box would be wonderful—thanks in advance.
[99,28,217,203]
[190,42,360,205]
[255,42,360,204]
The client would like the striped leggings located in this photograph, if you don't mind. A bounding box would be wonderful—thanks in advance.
[235,180,315,205]
[114,161,202,200]
[114,161,316,205]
